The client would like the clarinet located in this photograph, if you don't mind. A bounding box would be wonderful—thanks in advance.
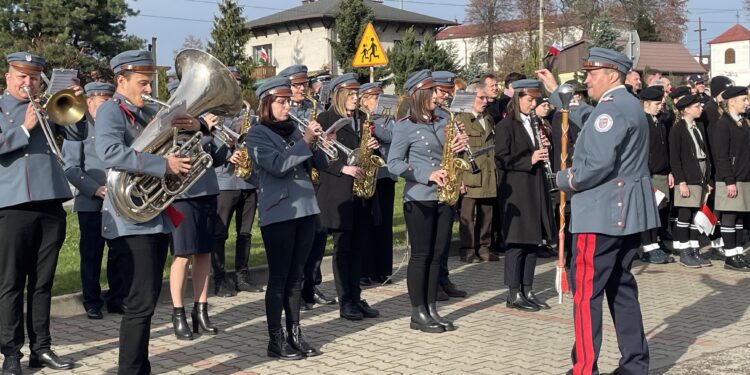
[529,106,559,193]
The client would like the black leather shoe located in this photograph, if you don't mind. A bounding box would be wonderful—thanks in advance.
[267,328,302,360]
[427,303,456,331]
[214,278,237,297]
[29,350,74,370]
[287,323,320,357]
[410,305,444,333]
[442,282,467,298]
[2,356,22,375]
[340,302,364,320]
[356,300,380,318]
[171,307,194,340]
[436,287,450,301]
[359,277,372,286]
[524,290,551,310]
[191,302,218,335]
[312,287,336,305]
[235,272,263,293]
[85,308,103,320]
[506,291,540,312]
[725,255,750,272]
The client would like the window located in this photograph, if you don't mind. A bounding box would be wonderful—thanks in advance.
[725,48,736,64]
[253,44,272,65]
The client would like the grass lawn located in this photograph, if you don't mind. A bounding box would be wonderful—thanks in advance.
[53,181,444,296]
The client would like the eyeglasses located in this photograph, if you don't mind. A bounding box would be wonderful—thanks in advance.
[274,98,291,105]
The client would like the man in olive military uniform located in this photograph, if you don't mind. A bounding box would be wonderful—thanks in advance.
[0,52,87,374]
[539,47,659,375]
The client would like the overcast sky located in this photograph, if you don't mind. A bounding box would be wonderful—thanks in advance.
[125,0,748,66]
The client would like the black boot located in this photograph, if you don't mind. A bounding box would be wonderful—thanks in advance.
[524,290,551,310]
[2,355,22,375]
[409,305,444,333]
[287,323,320,357]
[267,328,303,360]
[172,307,194,340]
[427,303,456,331]
[191,302,218,335]
[506,291,540,312]
[28,350,74,370]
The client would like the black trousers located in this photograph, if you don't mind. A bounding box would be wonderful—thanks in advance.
[0,202,65,357]
[110,234,169,375]
[330,198,373,304]
[569,233,648,375]
[78,211,125,311]
[301,216,327,302]
[260,215,315,330]
[212,189,257,280]
[438,206,456,286]
[362,178,395,278]
[404,201,453,306]
[504,244,538,291]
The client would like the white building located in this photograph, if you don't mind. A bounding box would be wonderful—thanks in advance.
[709,24,750,85]
[244,0,456,76]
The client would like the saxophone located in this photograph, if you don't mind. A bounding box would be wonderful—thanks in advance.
[304,93,321,184]
[233,100,253,179]
[437,108,471,206]
[352,108,386,199]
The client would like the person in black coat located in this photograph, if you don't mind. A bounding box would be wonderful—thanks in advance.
[494,79,556,312]
[316,73,382,320]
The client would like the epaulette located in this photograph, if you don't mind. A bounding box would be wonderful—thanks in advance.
[600,95,615,102]
[113,98,121,103]
[397,115,410,122]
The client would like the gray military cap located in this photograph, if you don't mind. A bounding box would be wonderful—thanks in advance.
[84,82,115,96]
[404,69,435,94]
[358,82,383,96]
[278,65,309,84]
[6,52,45,74]
[110,50,156,75]
[330,73,360,93]
[512,79,543,97]
[256,76,292,99]
[432,71,456,88]
[582,47,633,74]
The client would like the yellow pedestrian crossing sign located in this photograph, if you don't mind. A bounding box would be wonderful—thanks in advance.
[352,22,388,68]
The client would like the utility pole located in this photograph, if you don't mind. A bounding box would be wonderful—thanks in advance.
[695,17,706,65]
[538,0,544,69]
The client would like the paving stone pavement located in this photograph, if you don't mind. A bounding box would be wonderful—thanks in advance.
[29,254,750,374]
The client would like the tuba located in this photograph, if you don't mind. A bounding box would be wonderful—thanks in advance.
[233,100,253,179]
[107,49,242,223]
[352,108,386,199]
[437,108,471,206]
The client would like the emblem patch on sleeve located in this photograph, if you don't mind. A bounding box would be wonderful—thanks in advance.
[594,114,613,132]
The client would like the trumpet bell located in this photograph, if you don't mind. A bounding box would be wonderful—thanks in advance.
[46,89,87,125]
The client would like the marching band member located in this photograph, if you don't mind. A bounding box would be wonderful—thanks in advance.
[165,80,225,341]
[669,94,712,268]
[246,77,329,359]
[317,73,381,321]
[638,86,675,264]
[278,64,337,309]
[95,50,198,374]
[710,86,750,272]
[494,79,555,312]
[0,51,85,374]
[388,70,468,333]
[457,82,497,263]
[211,67,263,297]
[62,82,126,320]
[358,82,396,285]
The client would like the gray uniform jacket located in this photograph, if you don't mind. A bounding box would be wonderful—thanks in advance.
[289,99,323,122]
[553,85,660,236]
[95,93,173,239]
[62,116,107,212]
[176,135,228,200]
[373,115,397,181]
[247,123,329,227]
[388,115,448,202]
[215,115,256,190]
[0,90,85,208]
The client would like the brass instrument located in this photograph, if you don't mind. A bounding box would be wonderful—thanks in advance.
[439,102,480,174]
[234,100,253,179]
[107,49,242,223]
[529,103,559,193]
[287,112,339,161]
[437,108,471,206]
[22,86,87,165]
[304,93,321,184]
[352,108,386,199]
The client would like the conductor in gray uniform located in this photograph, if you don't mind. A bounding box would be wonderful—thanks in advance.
[95,50,199,375]
[0,52,86,374]
[538,47,659,375]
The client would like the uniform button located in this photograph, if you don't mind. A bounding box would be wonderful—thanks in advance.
[617,202,623,207]
[103,226,108,230]
[103,208,108,212]
[80,176,85,180]
[425,142,429,145]
[4,112,9,115]
[24,153,29,157]
[427,149,431,153]
[294,174,298,178]
[416,131,420,134]
[617,221,623,226]
[429,156,433,160]
[8,119,13,123]
[408,167,413,171]
[91,136,95,140]
[421,136,425,139]
[617,182,623,187]
[431,163,436,167]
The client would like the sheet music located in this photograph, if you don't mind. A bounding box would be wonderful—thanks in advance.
[375,94,399,117]
[46,69,78,95]
[449,92,476,113]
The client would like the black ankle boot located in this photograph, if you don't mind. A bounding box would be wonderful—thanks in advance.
[409,305,444,333]
[287,323,320,357]
[267,328,303,360]
[427,303,456,331]
[191,302,218,335]
[172,307,193,340]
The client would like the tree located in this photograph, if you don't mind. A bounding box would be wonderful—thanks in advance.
[591,15,622,51]
[465,0,514,72]
[418,34,459,72]
[634,13,659,41]
[558,0,604,38]
[174,34,205,58]
[385,28,421,94]
[617,0,686,42]
[328,0,374,76]
[208,0,255,99]
[0,0,144,85]
[459,55,490,83]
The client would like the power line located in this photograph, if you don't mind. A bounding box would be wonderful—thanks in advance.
[138,14,214,23]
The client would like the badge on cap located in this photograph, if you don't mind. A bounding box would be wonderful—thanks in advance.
[594,114,613,133]
[25,54,32,62]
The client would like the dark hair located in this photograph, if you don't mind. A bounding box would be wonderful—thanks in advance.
[480,73,496,84]
[504,72,526,87]
[258,94,279,124]
[115,70,135,87]
[407,88,436,124]
[505,91,535,122]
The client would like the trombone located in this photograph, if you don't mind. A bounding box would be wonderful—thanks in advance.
[23,86,87,165]
[287,112,361,163]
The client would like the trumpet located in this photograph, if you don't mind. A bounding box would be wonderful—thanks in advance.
[23,86,86,165]
[203,114,247,148]
[287,112,339,161]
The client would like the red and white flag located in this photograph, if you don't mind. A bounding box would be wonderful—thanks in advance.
[693,203,717,235]
[548,42,562,57]
[259,47,268,62]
